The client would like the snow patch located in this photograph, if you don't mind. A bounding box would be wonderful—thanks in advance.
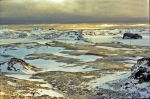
[36,89,63,97]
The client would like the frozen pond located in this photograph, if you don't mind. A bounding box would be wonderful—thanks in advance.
[26,59,99,72]
[84,35,150,46]
[1,35,150,46]
[96,46,134,50]
[87,72,130,88]
[64,55,102,62]
[0,38,52,44]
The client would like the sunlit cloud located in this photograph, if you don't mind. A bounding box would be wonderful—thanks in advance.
[48,0,65,3]
[0,0,149,24]
[129,24,148,26]
[101,24,120,27]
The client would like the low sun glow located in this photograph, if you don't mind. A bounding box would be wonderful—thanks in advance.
[49,0,65,3]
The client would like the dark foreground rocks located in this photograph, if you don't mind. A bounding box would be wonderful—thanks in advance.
[131,58,150,83]
[89,58,150,99]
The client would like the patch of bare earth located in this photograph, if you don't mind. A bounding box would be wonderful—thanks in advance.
[0,74,68,99]
[32,71,98,99]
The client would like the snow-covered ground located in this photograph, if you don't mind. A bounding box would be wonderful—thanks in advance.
[5,74,63,97]
[96,46,135,50]
[0,38,51,44]
[88,58,150,98]
[0,27,149,46]
[64,55,102,62]
[0,42,100,73]
[118,56,143,67]
[0,27,149,98]
[84,35,150,46]
[26,59,98,72]
[87,71,130,88]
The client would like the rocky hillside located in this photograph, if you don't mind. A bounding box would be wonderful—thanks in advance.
[89,58,150,99]
[0,58,42,74]
[131,58,150,83]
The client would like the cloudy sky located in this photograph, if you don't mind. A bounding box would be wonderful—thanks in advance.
[0,0,149,25]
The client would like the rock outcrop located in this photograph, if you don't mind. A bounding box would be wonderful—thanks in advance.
[123,33,142,39]
[0,58,43,74]
[131,58,150,82]
[89,58,150,99]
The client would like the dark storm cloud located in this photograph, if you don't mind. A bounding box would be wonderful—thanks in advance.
[0,0,149,24]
